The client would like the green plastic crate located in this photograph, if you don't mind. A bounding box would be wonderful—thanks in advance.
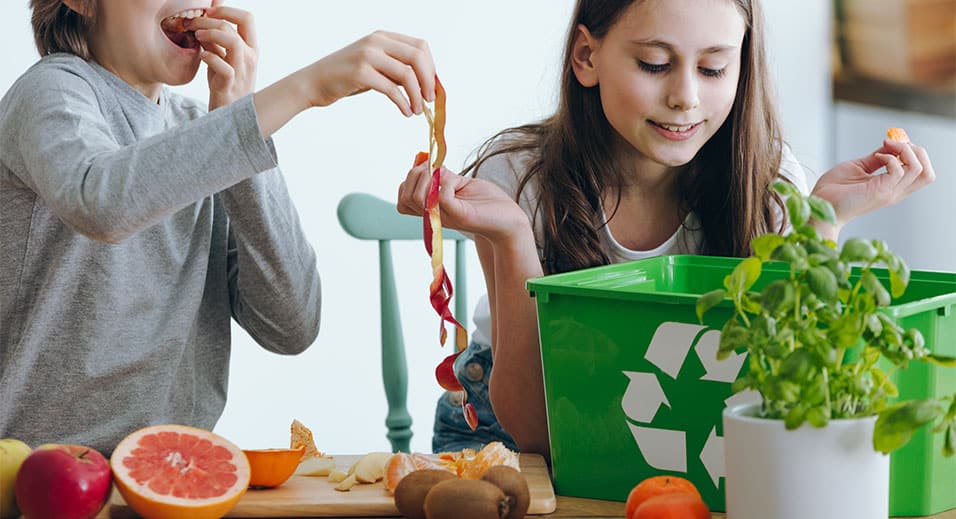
[527,254,956,516]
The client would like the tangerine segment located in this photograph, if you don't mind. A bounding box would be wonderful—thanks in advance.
[887,127,910,143]
[383,453,418,493]
[243,447,305,488]
[111,424,250,519]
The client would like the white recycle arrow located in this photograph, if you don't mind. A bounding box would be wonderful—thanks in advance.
[695,392,762,488]
[628,424,687,472]
[699,426,724,488]
[621,371,670,423]
[645,322,705,379]
[694,329,747,383]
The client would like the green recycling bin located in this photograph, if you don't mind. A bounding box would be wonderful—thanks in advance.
[527,254,956,516]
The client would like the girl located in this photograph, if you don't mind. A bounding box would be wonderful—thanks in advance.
[398,0,935,459]
[0,0,436,455]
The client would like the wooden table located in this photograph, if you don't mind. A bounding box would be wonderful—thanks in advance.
[95,495,956,518]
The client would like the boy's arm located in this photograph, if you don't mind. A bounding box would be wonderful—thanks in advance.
[12,66,276,243]
[222,165,321,355]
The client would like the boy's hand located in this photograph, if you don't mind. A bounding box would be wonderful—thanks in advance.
[305,31,436,117]
[192,1,258,110]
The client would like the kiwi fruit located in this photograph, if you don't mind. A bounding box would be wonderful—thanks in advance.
[393,469,457,519]
[480,466,530,519]
[423,478,509,519]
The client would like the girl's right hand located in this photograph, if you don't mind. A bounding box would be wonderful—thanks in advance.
[397,163,530,241]
[304,31,436,117]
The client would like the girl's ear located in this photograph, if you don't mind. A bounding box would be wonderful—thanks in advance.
[62,0,92,17]
[571,24,599,87]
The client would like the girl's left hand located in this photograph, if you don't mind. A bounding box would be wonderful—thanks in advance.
[810,138,935,234]
[190,1,258,110]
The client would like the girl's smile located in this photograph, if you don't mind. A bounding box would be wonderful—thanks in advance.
[648,120,703,141]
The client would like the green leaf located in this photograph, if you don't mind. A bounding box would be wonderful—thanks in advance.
[861,270,891,307]
[806,406,830,428]
[925,354,956,368]
[786,196,812,228]
[771,242,801,264]
[870,367,899,398]
[808,196,837,225]
[889,261,911,299]
[752,234,785,262]
[841,238,878,263]
[785,404,808,429]
[773,180,798,197]
[796,225,822,242]
[761,280,794,315]
[807,266,838,303]
[944,425,955,458]
[730,257,762,293]
[696,289,726,322]
[873,399,947,454]
[779,349,813,381]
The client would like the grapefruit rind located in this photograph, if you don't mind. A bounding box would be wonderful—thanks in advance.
[111,424,250,519]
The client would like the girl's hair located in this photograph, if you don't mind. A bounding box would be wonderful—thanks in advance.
[30,0,97,60]
[464,0,785,273]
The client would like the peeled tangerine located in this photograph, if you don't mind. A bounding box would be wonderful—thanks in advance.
[111,424,250,519]
[887,127,910,143]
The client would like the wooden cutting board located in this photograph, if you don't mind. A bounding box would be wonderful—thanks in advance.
[108,453,556,517]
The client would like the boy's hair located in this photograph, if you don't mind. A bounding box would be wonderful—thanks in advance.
[31,0,96,60]
[464,0,786,273]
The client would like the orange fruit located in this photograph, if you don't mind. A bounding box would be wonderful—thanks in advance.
[632,493,710,519]
[111,424,250,519]
[625,475,701,519]
[887,127,910,143]
[243,447,304,488]
[459,442,520,479]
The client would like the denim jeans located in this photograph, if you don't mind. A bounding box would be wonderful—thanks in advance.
[432,340,518,453]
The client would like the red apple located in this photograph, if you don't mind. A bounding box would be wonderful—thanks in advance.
[14,444,111,519]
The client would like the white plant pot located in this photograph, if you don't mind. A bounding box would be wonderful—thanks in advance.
[723,403,889,519]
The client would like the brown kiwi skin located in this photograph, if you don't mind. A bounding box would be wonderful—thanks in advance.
[393,470,457,519]
[423,478,510,519]
[480,466,531,519]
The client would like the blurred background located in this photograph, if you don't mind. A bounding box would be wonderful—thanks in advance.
[0,0,952,454]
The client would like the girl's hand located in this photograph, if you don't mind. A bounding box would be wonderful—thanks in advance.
[191,1,258,110]
[397,163,529,241]
[305,31,436,117]
[811,139,935,233]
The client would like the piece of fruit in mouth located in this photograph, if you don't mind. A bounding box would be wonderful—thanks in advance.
[161,9,205,49]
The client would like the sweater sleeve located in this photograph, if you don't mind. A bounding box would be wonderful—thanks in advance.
[12,65,276,243]
[222,153,322,355]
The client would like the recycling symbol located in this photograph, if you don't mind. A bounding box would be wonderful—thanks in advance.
[621,322,759,488]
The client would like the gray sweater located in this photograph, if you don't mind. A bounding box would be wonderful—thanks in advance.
[0,54,321,455]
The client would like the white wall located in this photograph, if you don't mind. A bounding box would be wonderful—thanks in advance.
[0,1,833,453]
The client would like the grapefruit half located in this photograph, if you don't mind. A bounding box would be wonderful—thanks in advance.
[111,424,250,519]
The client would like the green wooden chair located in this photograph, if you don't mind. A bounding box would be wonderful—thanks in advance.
[336,192,469,453]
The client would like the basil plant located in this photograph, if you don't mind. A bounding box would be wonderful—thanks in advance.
[696,181,956,455]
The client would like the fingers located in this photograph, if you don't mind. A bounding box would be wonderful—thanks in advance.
[360,31,436,114]
[359,67,415,117]
[366,50,428,116]
[200,48,233,80]
[205,5,258,49]
[376,31,436,102]
[397,162,433,215]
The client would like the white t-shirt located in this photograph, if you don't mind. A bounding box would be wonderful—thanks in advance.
[469,144,810,347]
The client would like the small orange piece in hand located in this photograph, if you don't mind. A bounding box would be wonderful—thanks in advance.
[625,476,702,519]
[887,127,910,143]
[631,493,710,519]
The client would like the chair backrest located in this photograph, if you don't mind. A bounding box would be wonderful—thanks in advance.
[336,192,468,453]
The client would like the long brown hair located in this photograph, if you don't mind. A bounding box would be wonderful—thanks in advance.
[30,0,97,60]
[464,0,786,273]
